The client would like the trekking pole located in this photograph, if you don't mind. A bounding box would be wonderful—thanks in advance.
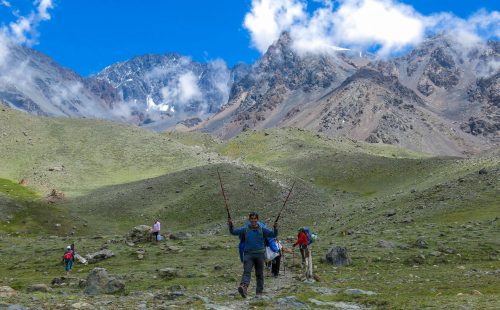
[217,168,232,221]
[274,181,296,226]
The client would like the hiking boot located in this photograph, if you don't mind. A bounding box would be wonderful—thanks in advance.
[238,283,248,298]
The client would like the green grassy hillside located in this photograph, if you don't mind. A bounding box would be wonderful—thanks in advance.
[0,108,498,309]
[0,108,208,196]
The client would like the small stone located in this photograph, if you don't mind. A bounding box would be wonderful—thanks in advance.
[415,238,428,249]
[345,288,377,296]
[158,268,179,279]
[385,209,396,217]
[377,240,395,248]
[72,302,93,309]
[27,284,51,293]
[478,168,488,175]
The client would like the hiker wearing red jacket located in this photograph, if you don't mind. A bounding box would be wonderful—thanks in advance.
[62,245,74,275]
[293,227,309,266]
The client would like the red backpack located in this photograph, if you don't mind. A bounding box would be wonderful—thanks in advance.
[63,250,73,261]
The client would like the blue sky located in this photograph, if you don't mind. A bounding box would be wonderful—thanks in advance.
[0,0,498,76]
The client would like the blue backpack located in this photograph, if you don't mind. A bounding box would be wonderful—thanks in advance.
[303,227,314,245]
[238,221,278,262]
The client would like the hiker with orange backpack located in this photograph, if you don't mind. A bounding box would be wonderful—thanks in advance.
[62,245,74,275]
[228,212,278,298]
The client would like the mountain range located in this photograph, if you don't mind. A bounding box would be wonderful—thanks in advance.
[0,32,498,156]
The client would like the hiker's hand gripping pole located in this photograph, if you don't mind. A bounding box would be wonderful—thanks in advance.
[217,168,232,222]
[274,181,296,226]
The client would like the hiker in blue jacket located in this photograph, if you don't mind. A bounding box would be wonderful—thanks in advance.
[229,211,278,298]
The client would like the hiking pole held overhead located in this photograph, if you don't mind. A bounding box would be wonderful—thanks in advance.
[217,168,232,221]
[274,181,296,225]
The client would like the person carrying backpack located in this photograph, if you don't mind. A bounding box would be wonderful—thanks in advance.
[62,245,74,275]
[271,238,283,277]
[229,212,278,298]
[293,227,309,266]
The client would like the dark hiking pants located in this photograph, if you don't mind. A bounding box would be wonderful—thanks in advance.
[300,245,308,263]
[271,255,281,276]
[241,252,265,294]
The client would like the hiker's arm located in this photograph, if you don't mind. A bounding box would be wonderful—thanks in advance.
[228,221,244,236]
[263,226,278,238]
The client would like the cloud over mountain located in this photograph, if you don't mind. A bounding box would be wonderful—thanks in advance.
[244,0,500,56]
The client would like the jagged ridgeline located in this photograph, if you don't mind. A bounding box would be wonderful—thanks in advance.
[1,32,498,156]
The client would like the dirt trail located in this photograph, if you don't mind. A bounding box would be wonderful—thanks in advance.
[208,258,301,310]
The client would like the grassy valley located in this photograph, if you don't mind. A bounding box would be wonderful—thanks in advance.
[0,107,498,309]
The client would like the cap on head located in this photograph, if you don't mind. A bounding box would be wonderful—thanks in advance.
[67,246,71,249]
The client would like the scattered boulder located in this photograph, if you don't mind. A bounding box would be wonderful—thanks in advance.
[26,284,51,293]
[51,276,79,287]
[385,209,396,217]
[126,225,152,243]
[71,302,93,309]
[158,268,180,280]
[169,232,192,240]
[18,178,29,186]
[0,286,17,297]
[345,288,377,296]
[311,287,341,295]
[309,299,364,309]
[5,305,27,310]
[48,165,64,172]
[135,249,145,260]
[401,217,414,224]
[276,296,310,309]
[85,249,114,264]
[83,268,125,295]
[478,168,488,175]
[165,245,183,253]
[325,246,352,266]
[46,189,65,203]
[415,238,428,249]
[377,240,396,249]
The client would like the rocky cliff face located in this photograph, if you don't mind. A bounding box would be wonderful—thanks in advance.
[88,54,234,127]
[1,32,498,155]
[198,33,498,155]
[201,32,371,138]
[0,44,112,118]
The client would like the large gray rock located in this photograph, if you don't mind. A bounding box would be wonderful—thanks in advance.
[325,246,352,266]
[126,225,152,243]
[0,286,17,297]
[84,268,125,295]
[85,249,115,263]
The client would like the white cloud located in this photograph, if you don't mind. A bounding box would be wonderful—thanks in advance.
[178,72,202,103]
[332,0,425,54]
[244,0,500,56]
[1,0,11,8]
[244,0,307,53]
[3,0,54,45]
[0,33,11,67]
